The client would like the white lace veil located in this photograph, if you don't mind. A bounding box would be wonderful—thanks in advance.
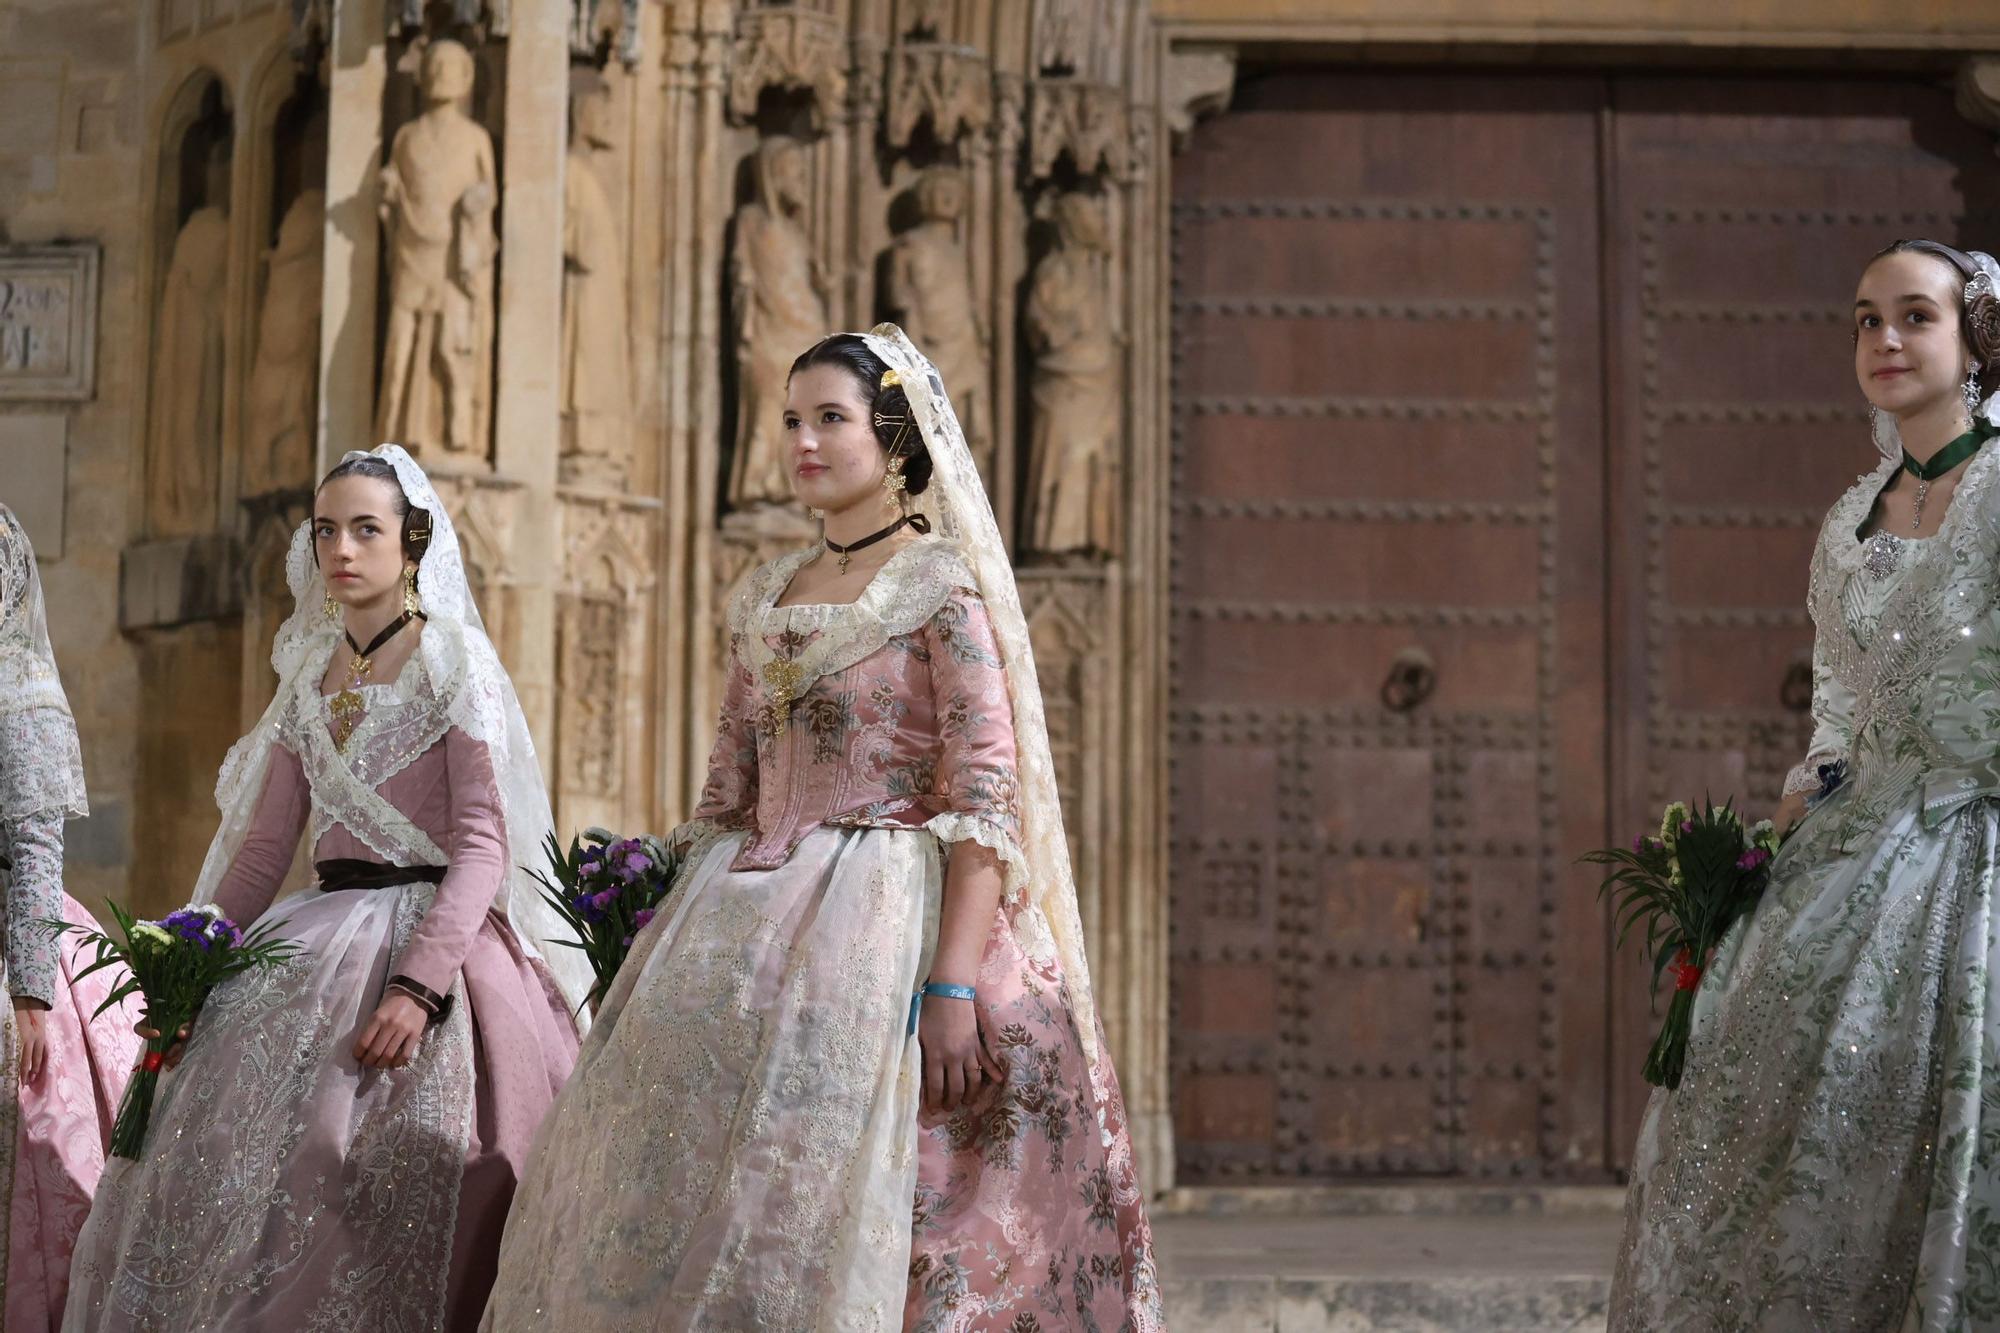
[1870,247,2000,459]
[0,505,87,822]
[189,446,593,1020]
[858,323,1107,1072]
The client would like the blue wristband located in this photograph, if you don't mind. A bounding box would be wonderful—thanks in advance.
[908,981,978,1034]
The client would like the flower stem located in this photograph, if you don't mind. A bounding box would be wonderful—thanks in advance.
[1643,988,1697,1090]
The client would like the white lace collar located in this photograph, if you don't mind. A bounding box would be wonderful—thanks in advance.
[730,534,977,704]
[1826,445,2000,577]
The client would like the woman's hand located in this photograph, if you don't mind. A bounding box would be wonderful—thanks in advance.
[12,997,49,1084]
[1773,789,1808,839]
[918,993,1007,1116]
[353,992,428,1070]
[135,1017,194,1071]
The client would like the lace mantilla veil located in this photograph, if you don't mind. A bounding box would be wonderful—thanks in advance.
[860,323,1109,1073]
[189,445,593,1020]
[1871,248,2000,458]
[0,504,88,822]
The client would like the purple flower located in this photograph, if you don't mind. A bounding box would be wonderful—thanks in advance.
[1680,820,1694,834]
[578,857,603,879]
[621,851,650,881]
[590,889,617,912]
[1736,848,1771,871]
[633,907,655,931]
[621,935,633,948]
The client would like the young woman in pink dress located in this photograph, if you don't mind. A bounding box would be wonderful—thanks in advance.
[0,505,141,1331]
[483,326,1162,1330]
[61,447,588,1331]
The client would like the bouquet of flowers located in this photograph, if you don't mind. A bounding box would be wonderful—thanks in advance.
[1583,799,1781,1090]
[531,828,685,1012]
[50,902,301,1158]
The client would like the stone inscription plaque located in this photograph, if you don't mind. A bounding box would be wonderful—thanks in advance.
[0,245,99,401]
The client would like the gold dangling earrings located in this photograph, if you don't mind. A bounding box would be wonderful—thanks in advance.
[323,590,340,621]
[882,455,908,513]
[402,566,421,617]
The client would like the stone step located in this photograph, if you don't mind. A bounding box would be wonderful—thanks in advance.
[1154,1186,1622,1332]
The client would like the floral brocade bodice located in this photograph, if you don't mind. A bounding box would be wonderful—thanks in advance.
[1803,445,2000,836]
[694,536,1025,877]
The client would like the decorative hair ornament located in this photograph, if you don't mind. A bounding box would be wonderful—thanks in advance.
[404,506,434,562]
[880,369,901,389]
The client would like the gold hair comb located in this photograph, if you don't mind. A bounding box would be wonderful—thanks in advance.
[880,369,901,389]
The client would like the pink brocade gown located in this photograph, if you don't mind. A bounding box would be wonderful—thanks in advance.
[3,893,140,1333]
[61,723,578,1332]
[482,537,1162,1331]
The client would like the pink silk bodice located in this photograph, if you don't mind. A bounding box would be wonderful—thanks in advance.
[210,726,508,998]
[694,537,1025,880]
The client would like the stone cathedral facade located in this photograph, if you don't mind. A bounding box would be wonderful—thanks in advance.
[5,0,2000,1201]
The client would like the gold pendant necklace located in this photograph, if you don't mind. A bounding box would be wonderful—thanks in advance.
[327,610,418,751]
[329,670,370,751]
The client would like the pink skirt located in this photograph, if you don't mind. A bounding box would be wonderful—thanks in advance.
[906,905,1164,1331]
[6,893,140,1333]
[61,886,576,1332]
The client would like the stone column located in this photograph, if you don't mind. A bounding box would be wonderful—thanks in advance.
[493,0,569,752]
[317,0,387,466]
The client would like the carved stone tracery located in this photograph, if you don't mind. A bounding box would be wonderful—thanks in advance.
[1029,80,1128,180]
[886,43,991,147]
[727,6,848,130]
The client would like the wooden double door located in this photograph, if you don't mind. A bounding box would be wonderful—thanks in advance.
[1168,69,2000,1182]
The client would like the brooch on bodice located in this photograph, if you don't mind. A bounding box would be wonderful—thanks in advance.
[1862,531,1903,579]
[757,659,806,738]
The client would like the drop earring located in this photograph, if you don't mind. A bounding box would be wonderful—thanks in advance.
[882,455,909,514]
[1965,363,1984,414]
[323,591,340,621]
[403,567,421,616]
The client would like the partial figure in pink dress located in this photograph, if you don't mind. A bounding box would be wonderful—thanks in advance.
[0,505,141,1332]
[484,326,1161,1330]
[62,448,588,1332]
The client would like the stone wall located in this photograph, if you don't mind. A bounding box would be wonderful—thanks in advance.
[0,0,151,912]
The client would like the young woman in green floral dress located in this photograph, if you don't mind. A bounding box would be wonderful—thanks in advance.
[1613,240,2000,1329]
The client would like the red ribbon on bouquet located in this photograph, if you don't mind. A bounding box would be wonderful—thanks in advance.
[1671,946,1702,992]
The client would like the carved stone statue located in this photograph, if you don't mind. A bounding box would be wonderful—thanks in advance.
[243,188,324,497]
[376,38,497,461]
[729,137,827,510]
[889,167,989,479]
[146,149,230,538]
[1024,192,1119,558]
[561,82,633,488]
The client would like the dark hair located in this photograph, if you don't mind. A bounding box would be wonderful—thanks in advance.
[787,334,934,495]
[316,455,434,563]
[1870,239,2000,368]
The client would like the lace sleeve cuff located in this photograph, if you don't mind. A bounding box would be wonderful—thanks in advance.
[924,811,1030,905]
[1783,753,1841,797]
